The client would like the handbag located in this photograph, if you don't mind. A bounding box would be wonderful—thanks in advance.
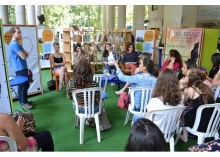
[11,111,36,137]
[117,92,130,110]
[47,80,56,90]
[99,110,112,131]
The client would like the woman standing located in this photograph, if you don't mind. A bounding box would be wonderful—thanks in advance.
[179,68,215,143]
[122,43,139,75]
[160,49,183,73]
[50,42,68,91]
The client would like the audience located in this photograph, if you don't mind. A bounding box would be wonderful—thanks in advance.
[121,43,139,75]
[114,58,158,111]
[179,68,215,143]
[115,53,153,95]
[0,113,54,151]
[160,49,183,73]
[50,42,68,91]
[124,118,167,151]
[66,60,100,128]
[132,69,183,132]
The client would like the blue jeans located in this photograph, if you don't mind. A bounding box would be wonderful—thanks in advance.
[104,65,116,74]
[73,104,100,114]
[15,69,30,105]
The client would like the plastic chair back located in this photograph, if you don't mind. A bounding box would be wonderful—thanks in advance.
[214,85,220,101]
[0,136,18,151]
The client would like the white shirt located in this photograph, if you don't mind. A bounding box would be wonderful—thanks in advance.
[107,52,114,64]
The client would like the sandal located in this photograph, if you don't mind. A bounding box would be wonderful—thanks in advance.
[85,119,96,128]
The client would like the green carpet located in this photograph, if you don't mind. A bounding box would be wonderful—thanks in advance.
[11,69,216,151]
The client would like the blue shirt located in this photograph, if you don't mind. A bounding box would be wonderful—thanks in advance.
[116,68,157,110]
[9,40,27,72]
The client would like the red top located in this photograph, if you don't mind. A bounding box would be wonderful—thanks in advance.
[160,60,180,72]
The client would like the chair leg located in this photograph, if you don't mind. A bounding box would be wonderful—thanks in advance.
[124,111,130,125]
[169,137,175,152]
[197,134,205,144]
[79,117,85,144]
[55,76,59,91]
[74,115,79,128]
[94,115,101,142]
[174,127,182,145]
[214,132,219,140]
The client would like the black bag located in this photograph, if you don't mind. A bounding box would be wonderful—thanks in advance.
[47,80,56,90]
[11,111,36,137]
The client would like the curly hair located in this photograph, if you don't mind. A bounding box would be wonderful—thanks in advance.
[169,49,183,68]
[72,60,94,88]
[152,68,182,106]
[185,68,214,104]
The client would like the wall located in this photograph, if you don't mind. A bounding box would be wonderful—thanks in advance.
[182,6,198,27]
[147,5,164,29]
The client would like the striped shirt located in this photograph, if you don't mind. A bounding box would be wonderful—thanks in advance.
[66,80,100,107]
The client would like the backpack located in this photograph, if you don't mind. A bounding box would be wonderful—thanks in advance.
[47,80,56,90]
[117,92,130,110]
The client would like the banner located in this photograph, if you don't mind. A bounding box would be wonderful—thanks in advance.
[165,28,204,65]
[3,25,43,98]
[135,29,156,60]
[0,20,12,113]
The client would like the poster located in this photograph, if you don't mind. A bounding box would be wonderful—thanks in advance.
[0,20,12,113]
[38,28,54,68]
[165,28,204,65]
[135,29,156,60]
[3,25,43,98]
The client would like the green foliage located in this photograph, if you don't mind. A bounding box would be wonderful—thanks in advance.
[8,5,15,24]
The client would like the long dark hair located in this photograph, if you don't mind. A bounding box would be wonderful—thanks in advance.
[126,43,134,51]
[169,49,183,68]
[102,43,111,57]
[211,53,220,70]
[74,43,82,52]
[143,59,159,77]
[184,68,214,104]
[124,118,167,151]
[153,68,182,106]
[73,60,94,88]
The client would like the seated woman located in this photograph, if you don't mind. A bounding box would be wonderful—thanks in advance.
[114,58,158,111]
[132,69,184,131]
[160,49,183,73]
[66,60,100,127]
[124,118,167,151]
[122,43,139,75]
[179,68,215,143]
[115,53,153,95]
[102,43,120,74]
[73,43,90,63]
[50,42,68,91]
[212,68,220,102]
[0,113,54,151]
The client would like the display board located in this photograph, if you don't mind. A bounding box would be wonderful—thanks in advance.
[3,25,43,98]
[165,28,204,65]
[38,28,54,68]
[135,29,156,60]
[0,20,12,113]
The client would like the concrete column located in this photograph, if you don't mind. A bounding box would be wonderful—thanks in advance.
[35,5,41,25]
[27,5,36,25]
[182,6,198,27]
[0,5,9,24]
[15,5,26,24]
[118,5,126,29]
[162,5,182,43]
[133,5,145,31]
[107,5,115,31]
[102,5,107,31]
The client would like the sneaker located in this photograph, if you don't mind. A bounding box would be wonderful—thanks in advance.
[111,83,116,86]
[59,83,63,91]
[22,103,33,109]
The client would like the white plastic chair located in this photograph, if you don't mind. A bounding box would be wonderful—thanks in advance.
[72,87,103,144]
[93,74,108,99]
[0,136,18,151]
[124,87,154,125]
[147,106,186,152]
[214,85,220,101]
[175,103,220,145]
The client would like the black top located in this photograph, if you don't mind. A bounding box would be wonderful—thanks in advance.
[122,51,139,63]
[208,67,220,79]
[54,56,63,63]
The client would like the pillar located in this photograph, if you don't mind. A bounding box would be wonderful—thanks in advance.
[163,5,182,28]
[27,5,36,25]
[15,5,26,24]
[102,5,107,31]
[118,5,126,29]
[133,5,145,31]
[35,5,41,25]
[107,5,115,31]
[0,5,9,24]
